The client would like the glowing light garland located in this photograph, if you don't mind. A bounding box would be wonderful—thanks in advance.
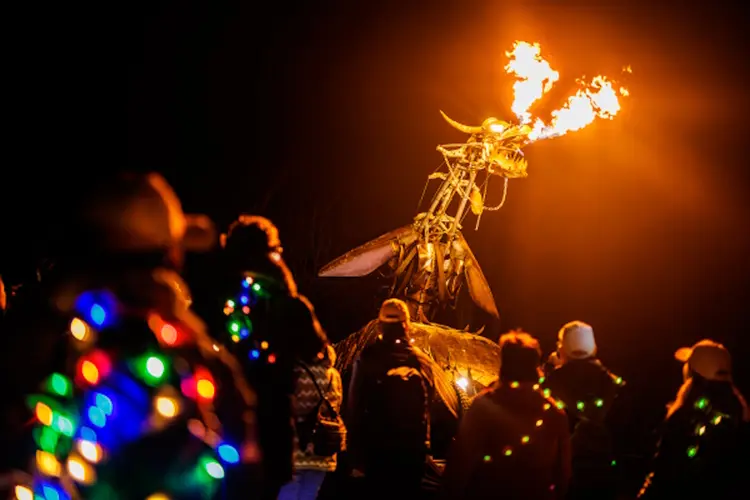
[222,276,277,365]
[15,291,242,500]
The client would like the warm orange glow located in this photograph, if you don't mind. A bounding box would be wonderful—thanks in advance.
[15,486,33,500]
[505,41,559,125]
[160,324,178,345]
[36,450,62,476]
[505,40,628,142]
[35,402,53,426]
[155,396,179,418]
[76,439,103,463]
[70,318,89,341]
[196,379,215,400]
[81,360,99,385]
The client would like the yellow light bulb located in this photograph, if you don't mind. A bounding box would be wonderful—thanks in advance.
[81,360,99,384]
[36,450,62,477]
[146,494,170,500]
[35,402,54,426]
[70,318,89,341]
[155,397,178,418]
[14,485,33,500]
[536,419,543,427]
[77,439,103,463]
[67,456,95,485]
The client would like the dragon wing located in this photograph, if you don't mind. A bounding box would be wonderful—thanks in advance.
[456,232,499,318]
[318,225,418,277]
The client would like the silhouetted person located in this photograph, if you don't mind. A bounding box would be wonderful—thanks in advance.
[639,340,749,500]
[442,331,571,500]
[1,173,259,499]
[278,298,346,500]
[347,299,449,500]
[542,321,623,500]
[211,215,312,499]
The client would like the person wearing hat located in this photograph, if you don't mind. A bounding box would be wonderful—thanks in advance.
[347,298,451,500]
[541,321,624,500]
[638,340,749,500]
[4,172,260,500]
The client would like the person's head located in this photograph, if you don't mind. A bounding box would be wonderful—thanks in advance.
[221,215,297,297]
[557,321,597,363]
[498,330,543,383]
[668,340,748,421]
[377,298,411,342]
[675,339,732,383]
[72,172,215,271]
[285,295,329,362]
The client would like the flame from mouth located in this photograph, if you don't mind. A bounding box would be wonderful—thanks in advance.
[505,41,630,141]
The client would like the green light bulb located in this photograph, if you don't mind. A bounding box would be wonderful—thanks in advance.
[53,414,75,437]
[576,401,585,411]
[47,373,72,398]
[229,322,240,333]
[251,283,261,292]
[695,398,709,410]
[687,446,698,458]
[595,398,604,408]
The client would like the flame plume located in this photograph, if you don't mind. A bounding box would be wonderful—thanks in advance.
[505,41,560,126]
[505,41,629,142]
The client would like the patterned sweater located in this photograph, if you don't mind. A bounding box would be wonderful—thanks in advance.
[292,345,344,472]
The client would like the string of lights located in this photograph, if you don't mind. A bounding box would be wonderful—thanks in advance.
[14,290,243,500]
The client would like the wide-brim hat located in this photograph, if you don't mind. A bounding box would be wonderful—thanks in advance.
[80,172,215,252]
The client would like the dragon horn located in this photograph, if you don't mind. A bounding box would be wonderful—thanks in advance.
[440,110,482,134]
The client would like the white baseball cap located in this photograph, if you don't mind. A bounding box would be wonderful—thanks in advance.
[675,339,732,382]
[558,321,597,360]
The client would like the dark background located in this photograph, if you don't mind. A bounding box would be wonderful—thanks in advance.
[3,0,749,481]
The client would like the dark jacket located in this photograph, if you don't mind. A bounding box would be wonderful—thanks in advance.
[639,378,750,500]
[347,338,436,469]
[441,382,571,500]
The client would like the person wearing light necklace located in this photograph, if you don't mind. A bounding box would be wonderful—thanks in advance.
[441,330,571,500]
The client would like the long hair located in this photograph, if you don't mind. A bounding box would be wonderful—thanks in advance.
[666,372,749,421]
[284,295,329,363]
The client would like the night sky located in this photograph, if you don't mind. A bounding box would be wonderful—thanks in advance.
[4,0,750,465]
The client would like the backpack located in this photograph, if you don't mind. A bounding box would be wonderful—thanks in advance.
[360,361,431,460]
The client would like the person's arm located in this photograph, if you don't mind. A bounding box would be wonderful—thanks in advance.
[441,397,489,500]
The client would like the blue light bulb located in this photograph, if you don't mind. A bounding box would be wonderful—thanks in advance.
[94,393,113,416]
[89,304,107,327]
[240,295,249,305]
[217,443,240,464]
[88,406,107,428]
[250,350,260,359]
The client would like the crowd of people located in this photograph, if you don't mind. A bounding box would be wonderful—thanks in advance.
[0,171,748,500]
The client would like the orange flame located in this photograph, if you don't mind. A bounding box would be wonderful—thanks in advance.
[505,41,629,142]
